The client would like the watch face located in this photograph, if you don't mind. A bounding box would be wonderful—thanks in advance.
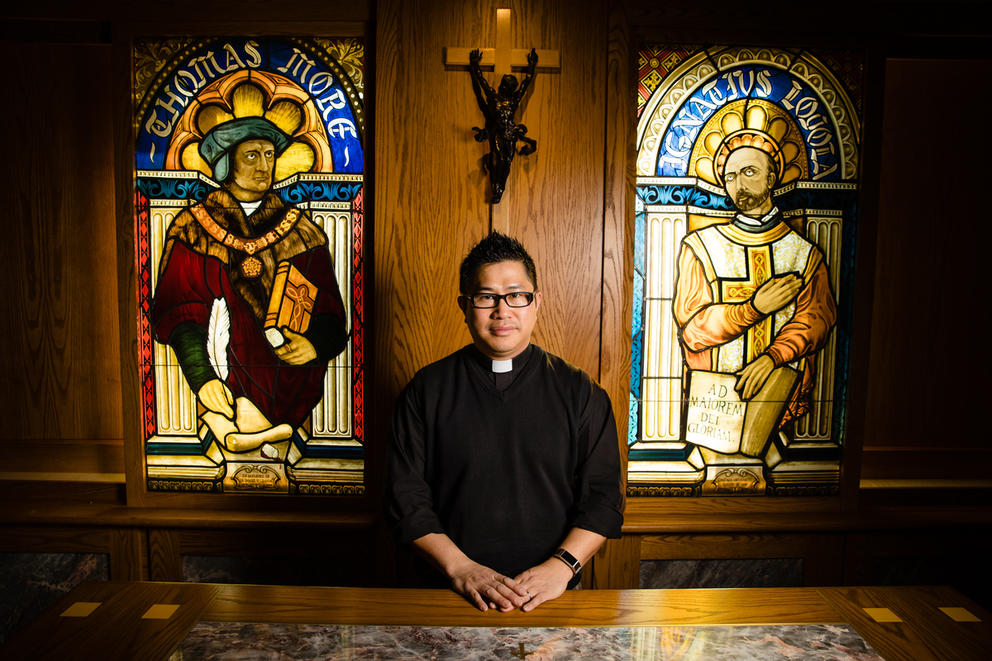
[557,549,580,571]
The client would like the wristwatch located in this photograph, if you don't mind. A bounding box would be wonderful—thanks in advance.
[552,547,581,576]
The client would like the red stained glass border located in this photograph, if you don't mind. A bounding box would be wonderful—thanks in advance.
[135,190,157,440]
[636,47,693,117]
[352,186,365,443]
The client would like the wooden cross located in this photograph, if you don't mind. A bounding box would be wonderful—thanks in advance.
[445,7,561,235]
[721,246,774,363]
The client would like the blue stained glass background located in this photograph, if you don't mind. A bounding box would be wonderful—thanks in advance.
[136,176,362,205]
[136,37,363,175]
[656,65,841,182]
[634,207,646,274]
[627,392,639,448]
[629,331,643,401]
[631,270,644,338]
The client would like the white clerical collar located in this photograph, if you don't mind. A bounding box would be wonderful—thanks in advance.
[735,206,779,227]
[477,344,533,373]
[239,199,263,216]
[492,359,513,373]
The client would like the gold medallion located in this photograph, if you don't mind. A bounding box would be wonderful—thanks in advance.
[241,256,263,278]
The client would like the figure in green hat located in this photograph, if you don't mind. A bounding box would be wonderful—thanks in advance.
[152,116,349,453]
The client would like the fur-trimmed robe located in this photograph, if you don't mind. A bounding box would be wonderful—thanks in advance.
[152,189,348,428]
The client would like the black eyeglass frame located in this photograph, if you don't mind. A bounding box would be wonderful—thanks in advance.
[459,291,536,309]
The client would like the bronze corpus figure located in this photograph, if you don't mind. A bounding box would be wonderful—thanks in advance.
[469,48,538,204]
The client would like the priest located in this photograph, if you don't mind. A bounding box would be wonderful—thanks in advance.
[387,232,624,612]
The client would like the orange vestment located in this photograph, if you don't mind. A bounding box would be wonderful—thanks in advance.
[673,218,837,423]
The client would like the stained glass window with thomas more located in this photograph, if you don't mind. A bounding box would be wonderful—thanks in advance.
[133,37,366,496]
[629,45,862,497]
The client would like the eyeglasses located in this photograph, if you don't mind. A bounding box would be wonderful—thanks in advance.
[461,291,535,309]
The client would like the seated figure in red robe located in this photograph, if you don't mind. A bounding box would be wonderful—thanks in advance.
[152,117,348,445]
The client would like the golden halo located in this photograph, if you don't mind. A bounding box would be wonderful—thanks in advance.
[715,130,784,184]
[165,69,333,180]
[690,99,807,187]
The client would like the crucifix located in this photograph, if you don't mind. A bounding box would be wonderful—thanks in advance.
[445,7,561,234]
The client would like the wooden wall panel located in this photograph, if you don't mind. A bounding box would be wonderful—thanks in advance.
[110,528,147,580]
[0,523,147,579]
[151,527,381,586]
[148,529,183,581]
[862,58,992,477]
[375,0,485,398]
[589,534,640,589]
[601,3,634,476]
[843,530,992,609]
[0,42,122,442]
[506,0,607,378]
[375,0,608,410]
[0,526,114,552]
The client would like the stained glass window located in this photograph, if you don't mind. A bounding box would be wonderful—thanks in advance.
[629,45,862,496]
[134,37,366,495]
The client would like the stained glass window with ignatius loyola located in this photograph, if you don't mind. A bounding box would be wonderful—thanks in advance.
[629,45,862,497]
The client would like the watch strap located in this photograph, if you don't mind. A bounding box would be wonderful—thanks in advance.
[552,547,581,576]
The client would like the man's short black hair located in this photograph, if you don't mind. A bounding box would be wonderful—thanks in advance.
[459,232,538,295]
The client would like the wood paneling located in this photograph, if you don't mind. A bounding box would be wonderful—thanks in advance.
[2,1,371,23]
[148,529,182,582]
[589,533,640,589]
[843,529,992,586]
[374,0,608,404]
[0,526,115,553]
[863,58,992,457]
[624,496,842,531]
[505,0,607,379]
[642,533,829,559]
[601,2,635,476]
[0,42,122,442]
[146,525,382,584]
[112,23,143,507]
[0,439,123,476]
[0,478,123,505]
[859,56,992,482]
[110,528,147,580]
[375,0,480,396]
[837,40,888,508]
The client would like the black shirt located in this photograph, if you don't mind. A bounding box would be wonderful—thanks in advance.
[387,344,624,582]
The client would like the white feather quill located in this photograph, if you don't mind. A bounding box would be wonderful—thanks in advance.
[207,297,230,381]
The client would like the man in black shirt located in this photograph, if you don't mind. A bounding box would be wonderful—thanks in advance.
[387,232,623,612]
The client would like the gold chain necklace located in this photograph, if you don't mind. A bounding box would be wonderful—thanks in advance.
[190,204,301,278]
